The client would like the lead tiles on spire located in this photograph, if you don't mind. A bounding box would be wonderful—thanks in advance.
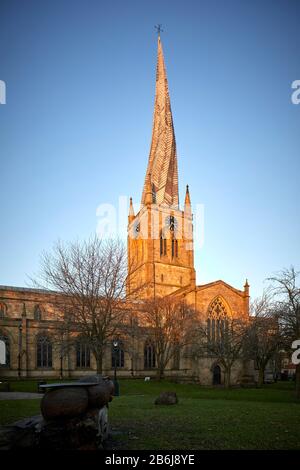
[141,37,179,209]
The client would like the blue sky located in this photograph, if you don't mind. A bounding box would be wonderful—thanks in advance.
[0,0,299,299]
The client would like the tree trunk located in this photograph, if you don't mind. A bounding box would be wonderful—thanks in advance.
[224,368,231,388]
[296,363,300,400]
[257,366,265,388]
[157,361,165,381]
[94,352,103,375]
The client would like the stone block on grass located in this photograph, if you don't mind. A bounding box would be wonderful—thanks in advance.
[154,391,178,405]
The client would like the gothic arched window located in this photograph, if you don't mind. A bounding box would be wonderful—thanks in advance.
[160,230,167,256]
[144,340,156,369]
[171,238,178,258]
[34,305,42,321]
[111,341,124,368]
[76,341,91,368]
[0,302,7,319]
[0,334,10,367]
[36,335,52,368]
[207,297,229,346]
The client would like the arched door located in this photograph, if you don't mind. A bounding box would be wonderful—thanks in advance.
[212,365,221,385]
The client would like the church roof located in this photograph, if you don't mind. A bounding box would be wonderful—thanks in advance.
[141,36,179,208]
[0,285,53,294]
[168,279,245,298]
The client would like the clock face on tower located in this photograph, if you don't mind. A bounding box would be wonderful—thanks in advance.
[165,215,178,232]
[132,221,140,239]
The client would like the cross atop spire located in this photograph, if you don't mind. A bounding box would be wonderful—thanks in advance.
[141,35,179,208]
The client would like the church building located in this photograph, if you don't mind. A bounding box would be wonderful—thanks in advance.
[0,36,252,385]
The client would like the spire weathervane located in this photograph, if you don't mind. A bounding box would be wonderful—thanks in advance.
[155,24,163,36]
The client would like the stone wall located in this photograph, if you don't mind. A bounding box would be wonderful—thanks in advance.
[0,284,253,385]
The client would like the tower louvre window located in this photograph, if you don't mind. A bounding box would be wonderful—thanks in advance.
[160,231,167,256]
[171,238,178,258]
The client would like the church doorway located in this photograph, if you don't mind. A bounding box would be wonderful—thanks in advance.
[212,365,221,385]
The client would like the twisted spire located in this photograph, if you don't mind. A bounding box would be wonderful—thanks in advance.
[141,36,179,208]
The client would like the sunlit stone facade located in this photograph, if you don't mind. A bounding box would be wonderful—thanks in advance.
[0,37,253,385]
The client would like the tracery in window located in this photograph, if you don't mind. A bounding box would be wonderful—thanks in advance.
[207,297,229,345]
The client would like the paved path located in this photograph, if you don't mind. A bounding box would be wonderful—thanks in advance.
[0,392,43,400]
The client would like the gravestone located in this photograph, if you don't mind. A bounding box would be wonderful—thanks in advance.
[154,391,178,405]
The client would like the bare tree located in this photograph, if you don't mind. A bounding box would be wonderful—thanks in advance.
[120,308,142,376]
[34,236,129,374]
[141,297,198,380]
[267,266,300,399]
[51,319,74,379]
[196,316,248,388]
[246,291,281,387]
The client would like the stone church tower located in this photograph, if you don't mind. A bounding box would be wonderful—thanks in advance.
[127,36,196,299]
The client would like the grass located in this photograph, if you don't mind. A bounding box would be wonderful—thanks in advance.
[0,400,41,425]
[4,378,75,393]
[0,379,299,449]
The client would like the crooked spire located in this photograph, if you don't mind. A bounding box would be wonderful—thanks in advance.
[141,36,179,208]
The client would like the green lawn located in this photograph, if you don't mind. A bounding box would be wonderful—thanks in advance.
[1,379,299,449]
[0,400,41,425]
[2,378,75,393]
